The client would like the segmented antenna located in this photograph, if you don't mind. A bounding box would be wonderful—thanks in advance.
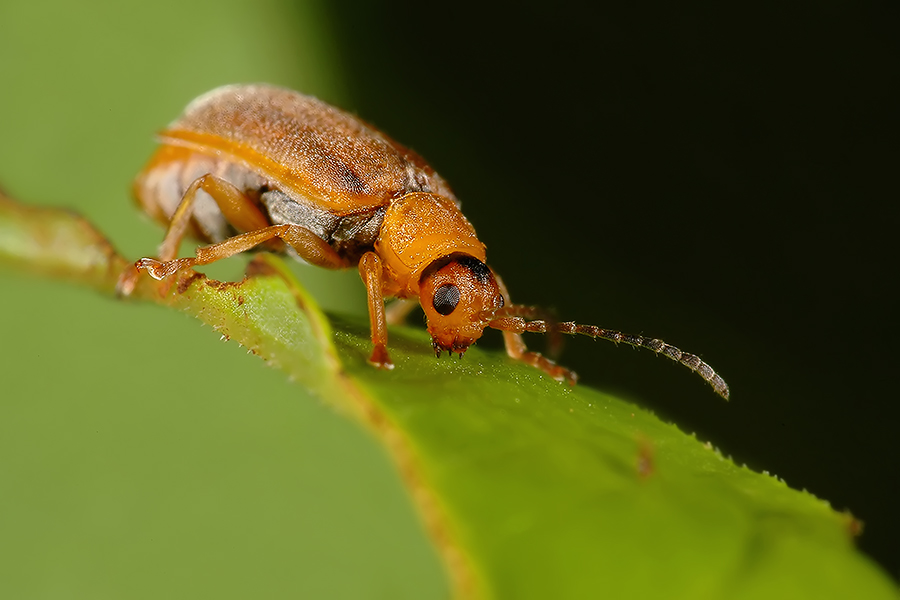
[490,314,730,399]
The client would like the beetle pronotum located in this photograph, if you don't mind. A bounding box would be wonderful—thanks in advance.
[118,84,729,399]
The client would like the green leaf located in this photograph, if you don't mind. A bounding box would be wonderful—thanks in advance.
[1,195,895,599]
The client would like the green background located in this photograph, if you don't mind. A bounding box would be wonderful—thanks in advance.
[1,0,897,596]
[0,0,447,597]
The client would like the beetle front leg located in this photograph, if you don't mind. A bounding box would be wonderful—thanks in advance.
[358,251,393,370]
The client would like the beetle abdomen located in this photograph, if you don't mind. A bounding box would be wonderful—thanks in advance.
[261,187,386,262]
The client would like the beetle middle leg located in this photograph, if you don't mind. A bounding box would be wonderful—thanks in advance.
[385,298,419,326]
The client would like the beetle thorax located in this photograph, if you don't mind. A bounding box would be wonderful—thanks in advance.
[375,192,486,296]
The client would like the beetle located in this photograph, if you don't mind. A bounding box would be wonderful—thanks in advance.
[117,84,729,399]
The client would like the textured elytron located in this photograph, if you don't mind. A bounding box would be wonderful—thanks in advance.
[163,85,457,212]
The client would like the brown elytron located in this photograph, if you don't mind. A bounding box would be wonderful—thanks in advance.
[118,84,729,399]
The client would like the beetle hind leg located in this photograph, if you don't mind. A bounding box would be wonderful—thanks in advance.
[133,223,349,284]
[118,174,271,296]
[121,173,353,295]
[156,174,270,263]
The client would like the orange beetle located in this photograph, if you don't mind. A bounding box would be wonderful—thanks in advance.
[118,84,729,399]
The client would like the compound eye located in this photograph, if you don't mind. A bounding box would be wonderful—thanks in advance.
[432,283,461,316]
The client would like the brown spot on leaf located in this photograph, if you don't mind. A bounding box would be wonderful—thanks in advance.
[204,277,248,291]
[177,271,205,294]
[636,437,655,479]
[842,511,865,538]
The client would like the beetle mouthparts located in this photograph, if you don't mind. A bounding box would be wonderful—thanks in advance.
[432,337,473,359]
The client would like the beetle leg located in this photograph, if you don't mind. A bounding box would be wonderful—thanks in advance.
[157,174,270,262]
[385,298,419,326]
[359,251,394,370]
[492,272,577,385]
[117,175,270,296]
[136,224,349,281]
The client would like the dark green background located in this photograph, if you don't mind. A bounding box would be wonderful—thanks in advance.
[1,0,897,595]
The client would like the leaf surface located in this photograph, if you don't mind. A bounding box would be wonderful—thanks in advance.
[1,195,895,599]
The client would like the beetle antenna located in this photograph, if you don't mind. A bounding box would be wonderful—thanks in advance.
[488,312,730,400]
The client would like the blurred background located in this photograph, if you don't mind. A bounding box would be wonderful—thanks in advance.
[1,0,897,596]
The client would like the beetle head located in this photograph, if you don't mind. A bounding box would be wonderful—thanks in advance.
[419,253,504,356]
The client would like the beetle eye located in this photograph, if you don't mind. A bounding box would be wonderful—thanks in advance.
[433,284,460,316]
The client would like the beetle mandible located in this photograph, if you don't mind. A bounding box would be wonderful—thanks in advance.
[117,84,729,399]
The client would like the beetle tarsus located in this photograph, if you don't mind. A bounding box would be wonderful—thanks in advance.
[368,344,394,370]
[136,257,167,280]
[556,366,578,386]
[136,257,196,281]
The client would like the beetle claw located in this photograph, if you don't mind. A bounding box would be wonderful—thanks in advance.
[136,258,167,280]
[368,344,394,370]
